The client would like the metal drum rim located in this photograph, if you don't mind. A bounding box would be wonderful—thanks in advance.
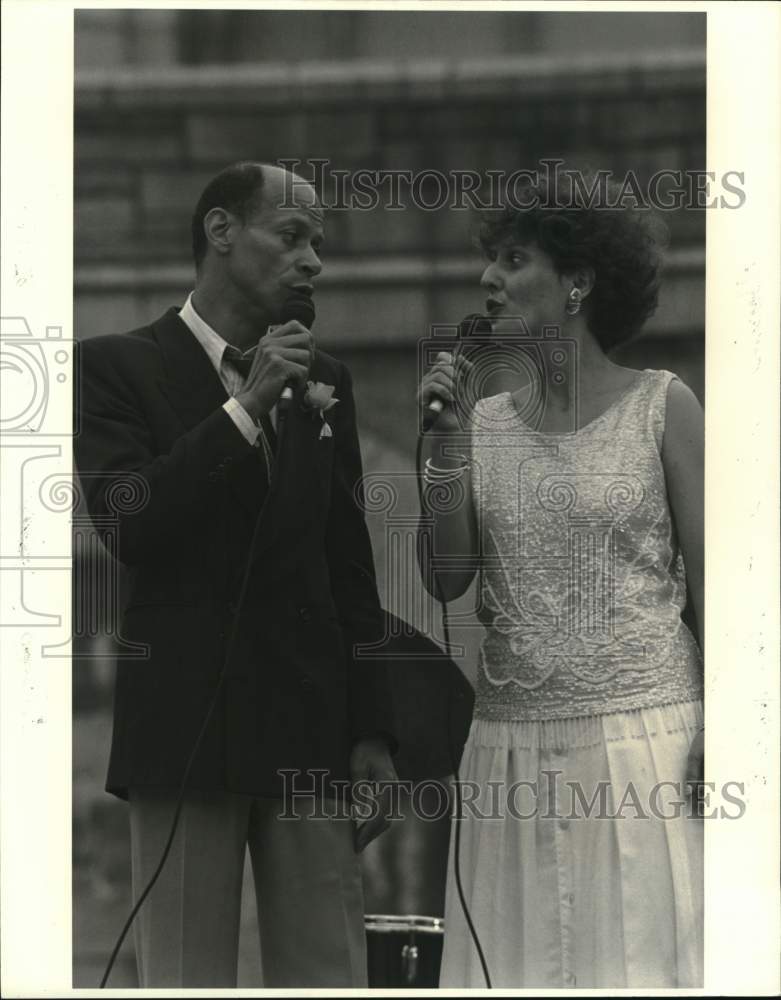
[364,913,444,934]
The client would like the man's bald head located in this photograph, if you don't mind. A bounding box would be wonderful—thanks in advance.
[190,161,318,270]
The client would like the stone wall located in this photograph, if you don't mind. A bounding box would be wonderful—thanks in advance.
[75,50,705,360]
[75,10,706,67]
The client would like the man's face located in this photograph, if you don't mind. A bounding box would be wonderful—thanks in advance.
[226,168,324,325]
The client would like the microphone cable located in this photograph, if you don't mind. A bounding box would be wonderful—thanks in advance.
[99,406,293,988]
[415,431,492,990]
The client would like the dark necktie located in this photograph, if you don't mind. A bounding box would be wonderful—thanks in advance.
[224,349,277,452]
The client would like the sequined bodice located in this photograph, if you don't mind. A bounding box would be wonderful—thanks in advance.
[470,370,703,721]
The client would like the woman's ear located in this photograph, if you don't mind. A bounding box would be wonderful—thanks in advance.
[563,264,595,317]
[571,264,596,301]
[202,207,236,258]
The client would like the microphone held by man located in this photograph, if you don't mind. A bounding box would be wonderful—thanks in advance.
[234,291,316,422]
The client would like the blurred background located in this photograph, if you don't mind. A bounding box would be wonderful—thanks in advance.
[73,8,705,987]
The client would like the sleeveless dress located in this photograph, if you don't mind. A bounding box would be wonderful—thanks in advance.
[438,370,704,989]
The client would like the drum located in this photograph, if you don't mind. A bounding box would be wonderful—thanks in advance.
[365,914,444,988]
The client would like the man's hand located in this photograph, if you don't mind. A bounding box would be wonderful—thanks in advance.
[234,320,313,419]
[349,736,398,853]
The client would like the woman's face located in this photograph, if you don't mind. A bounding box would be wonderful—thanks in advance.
[480,240,571,334]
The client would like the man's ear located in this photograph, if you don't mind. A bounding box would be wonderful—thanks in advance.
[202,207,237,258]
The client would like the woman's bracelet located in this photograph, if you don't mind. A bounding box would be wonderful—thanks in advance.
[422,456,470,486]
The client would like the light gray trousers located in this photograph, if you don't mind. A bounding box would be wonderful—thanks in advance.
[128,787,367,988]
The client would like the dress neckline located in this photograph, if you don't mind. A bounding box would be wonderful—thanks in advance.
[500,369,650,436]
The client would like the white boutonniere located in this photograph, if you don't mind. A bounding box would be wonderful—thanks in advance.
[303,381,339,438]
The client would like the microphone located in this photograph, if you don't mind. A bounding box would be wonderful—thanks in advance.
[422,313,491,432]
[277,292,316,415]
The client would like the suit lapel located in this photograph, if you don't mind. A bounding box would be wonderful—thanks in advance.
[151,308,330,563]
[151,308,269,517]
[153,307,227,425]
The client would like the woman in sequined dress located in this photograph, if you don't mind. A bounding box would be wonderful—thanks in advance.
[417,178,704,988]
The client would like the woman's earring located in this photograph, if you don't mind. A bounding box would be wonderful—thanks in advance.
[566,288,582,315]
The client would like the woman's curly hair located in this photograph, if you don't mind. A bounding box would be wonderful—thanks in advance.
[477,173,666,351]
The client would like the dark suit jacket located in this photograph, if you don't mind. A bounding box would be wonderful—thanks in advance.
[75,307,395,800]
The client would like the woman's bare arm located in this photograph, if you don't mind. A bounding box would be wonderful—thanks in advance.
[662,377,705,649]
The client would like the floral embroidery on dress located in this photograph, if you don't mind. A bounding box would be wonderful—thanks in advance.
[470,373,703,721]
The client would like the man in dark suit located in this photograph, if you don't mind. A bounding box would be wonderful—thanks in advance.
[75,161,398,987]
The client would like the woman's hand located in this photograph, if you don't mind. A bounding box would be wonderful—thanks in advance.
[416,350,478,601]
[685,726,705,816]
[418,350,473,431]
